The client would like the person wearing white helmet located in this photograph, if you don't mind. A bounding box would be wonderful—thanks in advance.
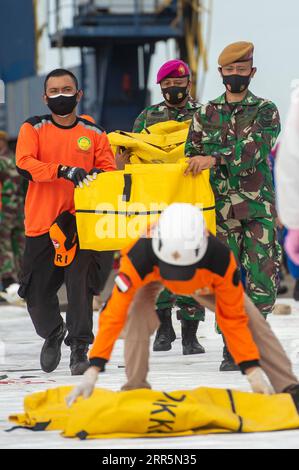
[152,203,208,268]
[67,203,299,406]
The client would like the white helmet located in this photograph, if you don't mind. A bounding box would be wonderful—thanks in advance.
[152,203,208,270]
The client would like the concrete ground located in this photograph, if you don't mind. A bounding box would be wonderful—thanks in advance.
[1,292,299,449]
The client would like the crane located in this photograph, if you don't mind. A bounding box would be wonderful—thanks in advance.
[48,0,212,130]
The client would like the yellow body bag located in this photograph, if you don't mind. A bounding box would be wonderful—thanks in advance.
[75,160,216,251]
[108,120,191,164]
[9,386,299,440]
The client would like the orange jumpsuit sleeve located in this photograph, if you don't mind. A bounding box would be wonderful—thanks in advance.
[94,132,116,171]
[214,252,260,369]
[88,253,145,369]
[16,123,60,182]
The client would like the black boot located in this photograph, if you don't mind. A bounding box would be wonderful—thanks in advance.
[277,284,288,296]
[0,277,15,302]
[40,322,67,373]
[70,342,90,376]
[2,277,15,290]
[219,345,239,371]
[294,280,299,302]
[181,319,205,355]
[153,309,176,352]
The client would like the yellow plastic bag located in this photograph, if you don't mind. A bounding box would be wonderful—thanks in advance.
[9,385,299,440]
[108,120,191,164]
[75,159,216,251]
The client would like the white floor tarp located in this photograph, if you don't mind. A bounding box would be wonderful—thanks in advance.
[1,300,299,449]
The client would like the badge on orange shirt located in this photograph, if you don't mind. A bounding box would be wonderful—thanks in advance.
[78,136,91,151]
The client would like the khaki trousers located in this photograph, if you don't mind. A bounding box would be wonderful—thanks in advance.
[121,282,297,393]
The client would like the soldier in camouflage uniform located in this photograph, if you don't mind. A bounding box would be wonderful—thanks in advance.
[185,42,281,370]
[126,60,206,355]
[132,93,199,132]
[0,131,25,292]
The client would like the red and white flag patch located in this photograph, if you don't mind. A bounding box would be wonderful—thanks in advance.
[115,273,132,293]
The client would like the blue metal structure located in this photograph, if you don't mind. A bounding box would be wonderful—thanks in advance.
[50,1,181,46]
[0,0,36,131]
[48,0,188,131]
[0,0,36,83]
[0,1,208,136]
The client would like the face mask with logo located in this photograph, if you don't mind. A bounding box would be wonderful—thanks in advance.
[161,85,189,105]
[222,73,252,94]
[222,73,251,93]
[46,93,78,117]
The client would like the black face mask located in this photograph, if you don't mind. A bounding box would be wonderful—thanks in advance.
[162,85,189,105]
[46,93,78,116]
[222,73,252,94]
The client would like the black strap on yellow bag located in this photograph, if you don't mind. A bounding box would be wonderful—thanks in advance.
[75,160,216,251]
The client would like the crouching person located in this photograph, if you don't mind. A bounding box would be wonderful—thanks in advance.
[67,204,299,405]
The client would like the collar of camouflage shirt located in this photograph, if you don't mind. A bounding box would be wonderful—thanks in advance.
[158,97,201,110]
[209,90,260,106]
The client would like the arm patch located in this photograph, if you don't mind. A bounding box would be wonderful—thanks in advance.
[115,273,132,293]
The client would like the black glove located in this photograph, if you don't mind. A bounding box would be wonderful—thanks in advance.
[88,167,104,179]
[58,165,93,188]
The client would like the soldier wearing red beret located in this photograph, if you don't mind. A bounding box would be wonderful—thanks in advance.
[117,59,206,357]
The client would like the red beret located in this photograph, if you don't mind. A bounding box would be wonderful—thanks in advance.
[156,60,190,84]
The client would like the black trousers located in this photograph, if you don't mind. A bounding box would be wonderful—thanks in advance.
[19,233,113,345]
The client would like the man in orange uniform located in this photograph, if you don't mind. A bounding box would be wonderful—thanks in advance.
[16,68,116,375]
[67,204,299,404]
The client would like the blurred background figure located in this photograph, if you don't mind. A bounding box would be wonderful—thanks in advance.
[276,86,299,302]
[0,130,25,296]
[268,145,288,295]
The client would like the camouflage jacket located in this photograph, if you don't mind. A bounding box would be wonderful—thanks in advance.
[0,152,24,214]
[132,98,201,133]
[185,91,281,221]
[0,154,9,182]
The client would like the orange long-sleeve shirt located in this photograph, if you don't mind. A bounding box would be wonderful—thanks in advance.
[16,115,116,236]
[89,234,260,372]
